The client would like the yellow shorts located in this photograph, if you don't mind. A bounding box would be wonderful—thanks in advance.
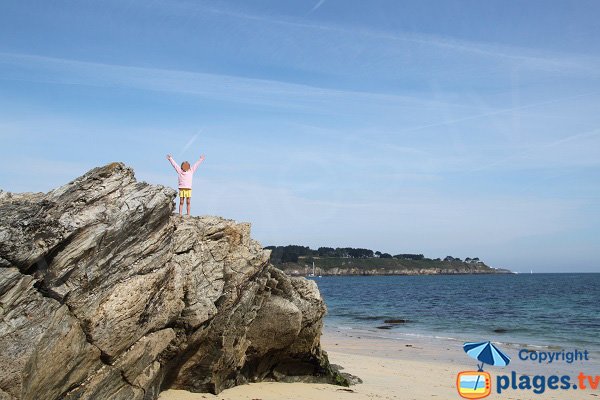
[179,189,192,198]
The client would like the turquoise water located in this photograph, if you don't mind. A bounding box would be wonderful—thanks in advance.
[311,273,600,351]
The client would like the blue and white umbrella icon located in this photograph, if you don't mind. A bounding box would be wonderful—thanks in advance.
[463,341,511,394]
[463,341,511,371]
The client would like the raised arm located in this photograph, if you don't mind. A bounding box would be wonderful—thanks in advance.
[166,154,182,174]
[191,154,206,172]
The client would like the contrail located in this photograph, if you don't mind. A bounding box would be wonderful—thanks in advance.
[309,0,326,13]
[397,91,599,135]
[469,127,600,172]
[546,128,600,147]
[181,131,200,154]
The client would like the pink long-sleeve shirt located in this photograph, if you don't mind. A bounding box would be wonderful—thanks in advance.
[168,156,204,189]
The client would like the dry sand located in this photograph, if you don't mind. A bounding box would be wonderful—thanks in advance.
[159,328,599,400]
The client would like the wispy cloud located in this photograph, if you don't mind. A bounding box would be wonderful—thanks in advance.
[3,49,593,137]
[0,51,478,113]
[148,2,600,75]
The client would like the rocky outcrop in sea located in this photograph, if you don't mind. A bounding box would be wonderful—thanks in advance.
[0,163,346,400]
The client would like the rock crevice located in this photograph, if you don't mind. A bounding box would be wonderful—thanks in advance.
[0,163,346,400]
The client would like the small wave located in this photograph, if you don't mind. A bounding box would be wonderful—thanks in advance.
[434,335,460,340]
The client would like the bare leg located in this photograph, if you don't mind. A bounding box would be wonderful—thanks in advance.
[179,198,184,216]
[186,197,191,215]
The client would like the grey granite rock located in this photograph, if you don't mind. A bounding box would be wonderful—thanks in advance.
[0,163,348,400]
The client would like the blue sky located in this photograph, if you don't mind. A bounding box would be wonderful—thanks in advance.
[1,1,599,272]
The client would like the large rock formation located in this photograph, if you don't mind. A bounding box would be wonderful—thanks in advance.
[0,163,347,400]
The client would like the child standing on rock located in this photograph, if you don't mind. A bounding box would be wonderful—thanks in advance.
[166,154,205,216]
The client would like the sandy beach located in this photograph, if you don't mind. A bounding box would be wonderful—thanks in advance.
[159,327,599,400]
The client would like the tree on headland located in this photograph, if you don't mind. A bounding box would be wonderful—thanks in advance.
[265,245,314,264]
[346,248,374,258]
[318,247,335,257]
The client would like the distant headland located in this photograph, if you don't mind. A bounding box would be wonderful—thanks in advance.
[264,245,513,276]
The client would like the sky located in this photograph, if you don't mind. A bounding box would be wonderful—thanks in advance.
[1,0,599,272]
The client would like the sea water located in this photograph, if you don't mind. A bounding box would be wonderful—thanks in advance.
[310,273,600,351]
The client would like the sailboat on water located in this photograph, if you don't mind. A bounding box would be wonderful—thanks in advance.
[308,261,315,277]
[308,261,322,278]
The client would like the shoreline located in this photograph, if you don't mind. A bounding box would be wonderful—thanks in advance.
[321,325,600,376]
[322,321,600,356]
[159,327,599,400]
